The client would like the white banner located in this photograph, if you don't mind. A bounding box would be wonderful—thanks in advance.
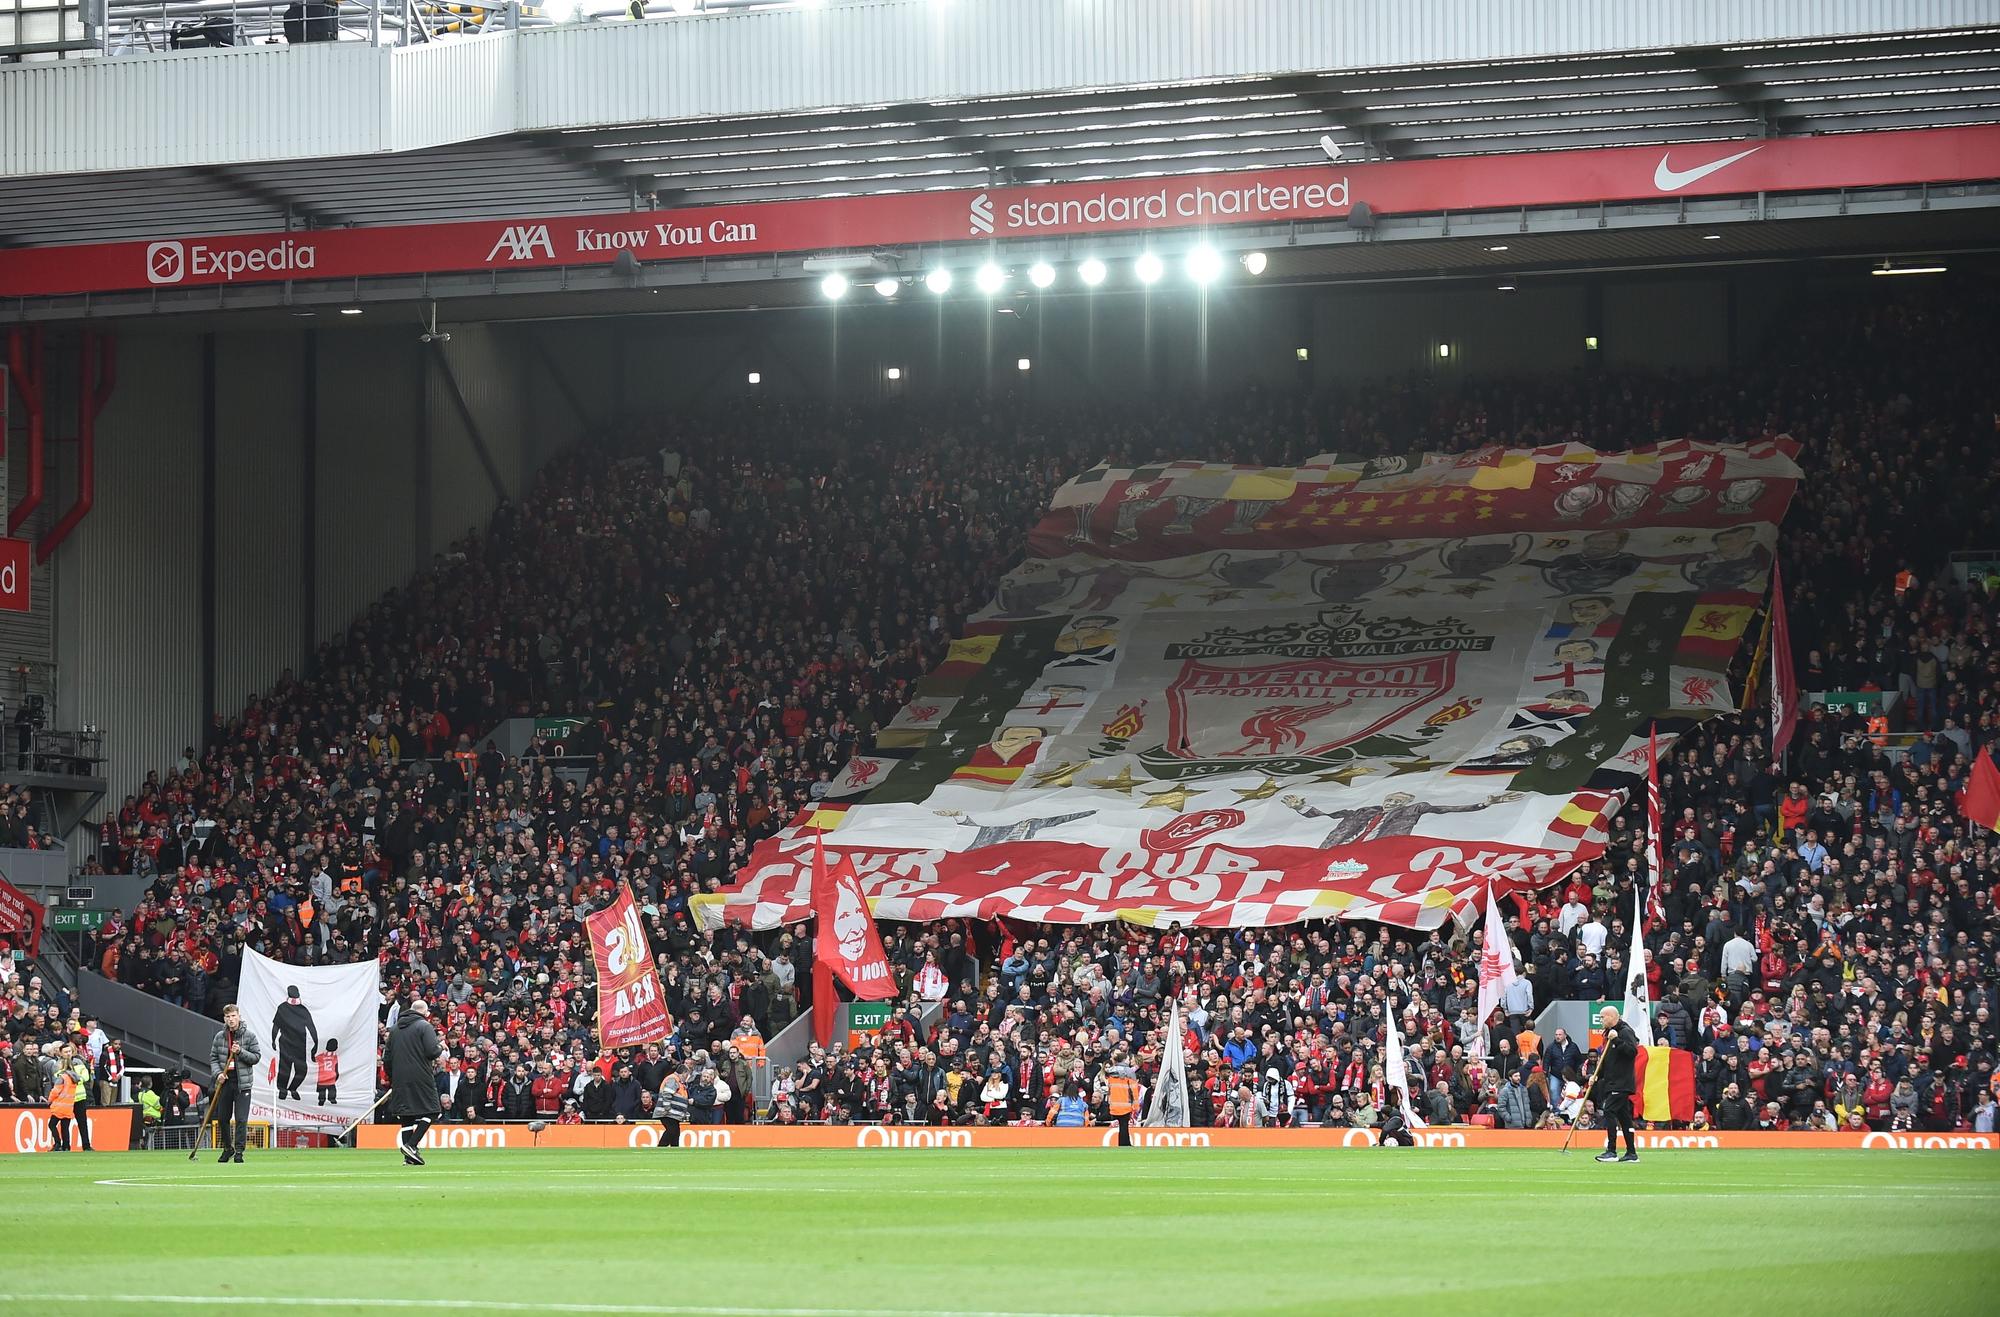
[238,948,382,1132]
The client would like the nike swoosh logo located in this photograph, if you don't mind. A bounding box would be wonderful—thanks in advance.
[1653,146,1762,192]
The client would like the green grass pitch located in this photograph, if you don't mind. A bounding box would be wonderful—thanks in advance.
[4,1149,1996,1315]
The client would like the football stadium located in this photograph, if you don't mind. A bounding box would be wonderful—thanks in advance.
[3,2,1999,1313]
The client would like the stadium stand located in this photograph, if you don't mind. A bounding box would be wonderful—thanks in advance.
[7,280,1989,1137]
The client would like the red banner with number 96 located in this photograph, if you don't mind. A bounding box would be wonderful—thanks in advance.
[586,886,674,1050]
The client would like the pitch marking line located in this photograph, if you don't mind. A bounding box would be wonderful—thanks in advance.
[0,1297,1176,1317]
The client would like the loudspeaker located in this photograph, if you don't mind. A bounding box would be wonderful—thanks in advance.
[1346,201,1377,231]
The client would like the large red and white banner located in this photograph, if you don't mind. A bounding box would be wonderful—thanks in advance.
[586,887,673,1049]
[2,125,1995,299]
[697,439,1799,932]
[356,1122,2000,1152]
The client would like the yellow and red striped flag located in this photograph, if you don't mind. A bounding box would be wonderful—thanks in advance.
[1633,1045,1696,1122]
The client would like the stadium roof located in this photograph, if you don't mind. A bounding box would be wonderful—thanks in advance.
[5,24,2000,246]
[2,2,1998,322]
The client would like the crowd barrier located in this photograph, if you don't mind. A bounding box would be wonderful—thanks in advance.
[355,1123,1999,1152]
[1,1104,139,1154]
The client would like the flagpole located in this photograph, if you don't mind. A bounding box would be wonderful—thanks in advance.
[1477,883,1492,1063]
[1739,586,1778,712]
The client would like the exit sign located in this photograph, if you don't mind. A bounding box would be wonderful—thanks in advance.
[49,908,107,932]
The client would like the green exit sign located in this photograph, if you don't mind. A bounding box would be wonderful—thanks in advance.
[49,909,108,932]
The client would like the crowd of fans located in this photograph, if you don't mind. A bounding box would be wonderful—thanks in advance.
[5,282,1996,1137]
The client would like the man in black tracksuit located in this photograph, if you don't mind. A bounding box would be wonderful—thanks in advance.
[386,998,444,1167]
[1589,1005,1640,1163]
[271,985,320,1102]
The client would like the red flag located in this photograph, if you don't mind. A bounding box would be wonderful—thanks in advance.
[1645,726,1665,934]
[813,841,897,1002]
[1769,562,1799,758]
[1962,749,2000,835]
[584,886,673,1049]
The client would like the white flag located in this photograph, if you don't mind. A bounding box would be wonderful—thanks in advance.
[238,948,383,1133]
[1145,1002,1191,1127]
[1381,997,1426,1128]
[1474,886,1520,1049]
[1622,889,1655,1047]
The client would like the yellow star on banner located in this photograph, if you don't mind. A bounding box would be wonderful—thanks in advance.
[1385,756,1447,777]
[1142,593,1180,610]
[1312,763,1376,787]
[1031,761,1086,789]
[1088,766,1143,795]
[1233,777,1282,802]
[1140,784,1196,811]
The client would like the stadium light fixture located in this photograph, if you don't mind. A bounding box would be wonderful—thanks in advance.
[1242,251,1268,276]
[975,263,1007,295]
[1871,261,1947,276]
[1485,244,1510,252]
[1186,246,1224,285]
[339,307,363,316]
[820,273,850,300]
[1584,336,1600,351]
[1436,343,1452,360]
[1078,258,1107,287]
[1134,252,1164,285]
[874,277,900,299]
[1017,358,1032,372]
[747,372,761,385]
[1295,347,1310,362]
[885,367,903,381]
[1701,233,1724,241]
[1496,282,1517,292]
[924,268,953,294]
[1028,262,1056,289]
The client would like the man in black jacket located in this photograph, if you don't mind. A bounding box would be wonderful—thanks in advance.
[386,999,443,1167]
[1588,1006,1641,1163]
[271,985,319,1102]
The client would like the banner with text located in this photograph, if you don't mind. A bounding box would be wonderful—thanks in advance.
[587,887,673,1049]
[699,438,1798,932]
[357,1123,1998,1153]
[2,125,1995,298]
[238,948,382,1133]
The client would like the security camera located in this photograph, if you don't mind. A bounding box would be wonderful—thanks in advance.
[419,303,452,344]
[1319,135,1343,161]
